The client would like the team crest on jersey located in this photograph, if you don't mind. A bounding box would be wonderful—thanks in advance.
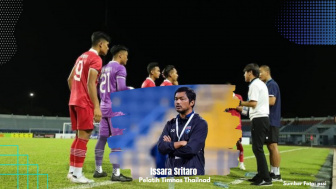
[185,126,191,134]
[170,129,175,132]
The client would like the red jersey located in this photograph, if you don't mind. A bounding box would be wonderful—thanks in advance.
[228,93,243,130]
[160,79,173,86]
[141,77,156,88]
[69,49,102,108]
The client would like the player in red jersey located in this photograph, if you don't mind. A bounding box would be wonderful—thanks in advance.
[225,91,246,170]
[160,65,178,86]
[140,62,168,176]
[141,62,160,88]
[67,31,110,184]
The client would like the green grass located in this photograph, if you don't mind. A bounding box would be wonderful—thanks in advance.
[0,138,331,189]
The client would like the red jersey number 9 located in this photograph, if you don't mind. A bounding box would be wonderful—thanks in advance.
[74,60,83,81]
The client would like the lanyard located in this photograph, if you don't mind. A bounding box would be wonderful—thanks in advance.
[176,113,194,141]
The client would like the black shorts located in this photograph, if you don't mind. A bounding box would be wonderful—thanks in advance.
[265,125,279,144]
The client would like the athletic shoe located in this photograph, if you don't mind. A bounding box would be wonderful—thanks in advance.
[239,163,246,170]
[93,171,107,178]
[67,172,73,180]
[270,173,283,182]
[248,174,260,182]
[70,175,94,184]
[111,173,133,182]
[250,180,272,186]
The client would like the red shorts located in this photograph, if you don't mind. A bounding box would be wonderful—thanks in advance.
[69,105,94,131]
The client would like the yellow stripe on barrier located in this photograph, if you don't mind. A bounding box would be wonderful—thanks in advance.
[9,133,33,138]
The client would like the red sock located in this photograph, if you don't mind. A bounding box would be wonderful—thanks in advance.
[73,138,89,168]
[236,142,244,162]
[70,137,78,167]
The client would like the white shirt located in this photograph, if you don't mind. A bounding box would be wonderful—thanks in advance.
[248,78,269,120]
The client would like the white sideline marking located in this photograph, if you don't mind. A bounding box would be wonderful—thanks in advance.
[230,179,245,185]
[61,181,117,189]
[230,147,310,185]
[244,147,309,159]
[60,148,309,188]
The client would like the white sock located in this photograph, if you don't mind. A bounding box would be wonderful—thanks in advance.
[96,165,103,173]
[274,167,280,175]
[69,166,74,173]
[115,168,120,176]
[239,162,244,166]
[270,165,275,173]
[73,167,83,178]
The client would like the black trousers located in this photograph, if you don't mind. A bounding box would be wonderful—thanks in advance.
[251,117,271,181]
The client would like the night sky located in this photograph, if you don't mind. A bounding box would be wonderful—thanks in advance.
[0,0,335,118]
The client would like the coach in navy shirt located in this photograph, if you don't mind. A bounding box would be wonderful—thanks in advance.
[260,65,282,182]
[158,87,208,176]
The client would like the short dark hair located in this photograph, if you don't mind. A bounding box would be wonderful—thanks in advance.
[110,45,128,57]
[243,63,260,77]
[91,31,110,46]
[260,65,271,74]
[147,62,159,74]
[162,65,175,79]
[174,87,196,108]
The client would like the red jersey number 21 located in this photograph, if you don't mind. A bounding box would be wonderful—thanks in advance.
[74,60,83,81]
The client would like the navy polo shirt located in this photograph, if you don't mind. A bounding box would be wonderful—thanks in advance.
[266,79,281,127]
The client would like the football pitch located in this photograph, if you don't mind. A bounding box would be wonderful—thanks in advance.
[0,138,331,189]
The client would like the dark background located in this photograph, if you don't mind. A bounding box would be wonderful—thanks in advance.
[0,0,335,118]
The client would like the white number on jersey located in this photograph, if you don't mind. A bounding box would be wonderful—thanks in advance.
[100,72,110,93]
[74,60,84,81]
